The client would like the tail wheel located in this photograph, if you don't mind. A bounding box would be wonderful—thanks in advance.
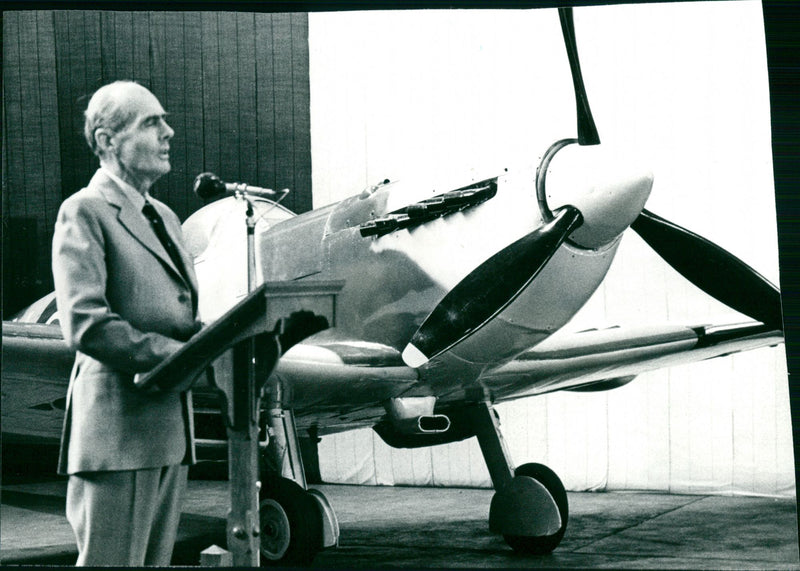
[258,476,323,566]
[504,462,569,555]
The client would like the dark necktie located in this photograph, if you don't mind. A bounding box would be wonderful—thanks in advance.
[142,201,191,285]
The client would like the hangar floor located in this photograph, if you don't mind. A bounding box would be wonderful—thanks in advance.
[2,474,798,569]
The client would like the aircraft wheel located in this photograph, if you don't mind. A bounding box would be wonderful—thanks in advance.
[503,462,569,555]
[259,476,322,566]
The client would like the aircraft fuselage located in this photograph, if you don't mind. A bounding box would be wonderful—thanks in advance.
[186,166,628,408]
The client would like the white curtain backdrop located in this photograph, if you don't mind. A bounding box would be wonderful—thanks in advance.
[307,1,795,496]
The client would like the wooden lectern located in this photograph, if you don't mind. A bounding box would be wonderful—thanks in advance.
[136,281,342,566]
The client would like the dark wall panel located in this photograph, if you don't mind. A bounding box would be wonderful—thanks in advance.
[163,11,187,212]
[3,13,26,222]
[183,12,205,207]
[272,14,294,210]
[132,12,152,85]
[2,11,63,315]
[255,13,277,196]
[217,12,241,193]
[53,10,103,200]
[291,13,313,215]
[3,9,312,315]
[201,12,222,178]
[238,12,259,187]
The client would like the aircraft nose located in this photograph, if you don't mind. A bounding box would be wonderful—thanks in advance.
[567,168,654,249]
[542,145,654,249]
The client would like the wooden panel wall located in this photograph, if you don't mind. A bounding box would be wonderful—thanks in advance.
[2,10,311,316]
[3,11,63,317]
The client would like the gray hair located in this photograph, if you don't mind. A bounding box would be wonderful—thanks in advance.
[83,80,144,157]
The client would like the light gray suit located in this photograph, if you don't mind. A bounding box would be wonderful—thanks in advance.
[52,169,199,564]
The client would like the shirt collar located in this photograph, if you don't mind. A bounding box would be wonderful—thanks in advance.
[100,166,151,211]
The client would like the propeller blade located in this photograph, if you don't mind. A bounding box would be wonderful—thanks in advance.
[631,209,783,329]
[402,206,584,368]
[559,7,600,146]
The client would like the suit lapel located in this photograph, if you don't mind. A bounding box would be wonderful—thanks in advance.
[93,171,188,287]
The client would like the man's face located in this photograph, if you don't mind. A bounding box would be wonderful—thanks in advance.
[110,85,174,188]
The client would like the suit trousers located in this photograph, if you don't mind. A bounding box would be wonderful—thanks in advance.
[66,464,188,566]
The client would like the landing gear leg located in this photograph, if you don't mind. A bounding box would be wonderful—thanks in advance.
[467,402,568,554]
[258,382,339,566]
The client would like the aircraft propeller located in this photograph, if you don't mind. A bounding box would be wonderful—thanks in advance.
[559,7,600,147]
[402,8,598,367]
[558,6,782,330]
[401,6,782,368]
[401,206,583,368]
[630,209,783,330]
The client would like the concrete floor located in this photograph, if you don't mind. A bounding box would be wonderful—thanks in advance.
[2,475,798,568]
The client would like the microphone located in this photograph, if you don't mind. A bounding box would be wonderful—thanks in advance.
[193,172,280,201]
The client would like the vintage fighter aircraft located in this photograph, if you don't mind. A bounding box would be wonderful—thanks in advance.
[2,6,784,566]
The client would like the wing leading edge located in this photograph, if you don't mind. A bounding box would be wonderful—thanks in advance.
[481,322,783,401]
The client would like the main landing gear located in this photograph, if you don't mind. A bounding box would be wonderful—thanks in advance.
[258,404,339,567]
[258,475,327,565]
[467,402,569,554]
[255,306,340,567]
[258,400,568,563]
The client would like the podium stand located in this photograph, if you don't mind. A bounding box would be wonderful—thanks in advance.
[136,280,343,566]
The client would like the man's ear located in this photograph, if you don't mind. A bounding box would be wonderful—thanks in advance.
[95,128,115,154]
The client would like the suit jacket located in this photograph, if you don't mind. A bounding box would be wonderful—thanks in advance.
[53,169,200,475]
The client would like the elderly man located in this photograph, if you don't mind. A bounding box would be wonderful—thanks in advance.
[52,80,199,566]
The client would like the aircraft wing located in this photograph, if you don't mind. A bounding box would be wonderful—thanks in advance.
[2,322,73,443]
[269,321,782,435]
[2,318,783,439]
[0,319,419,442]
[273,329,419,434]
[480,321,783,402]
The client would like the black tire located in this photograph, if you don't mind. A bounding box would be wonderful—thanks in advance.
[503,462,569,555]
[259,476,323,566]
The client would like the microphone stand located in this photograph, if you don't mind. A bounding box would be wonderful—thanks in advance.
[221,190,264,566]
[244,195,257,293]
